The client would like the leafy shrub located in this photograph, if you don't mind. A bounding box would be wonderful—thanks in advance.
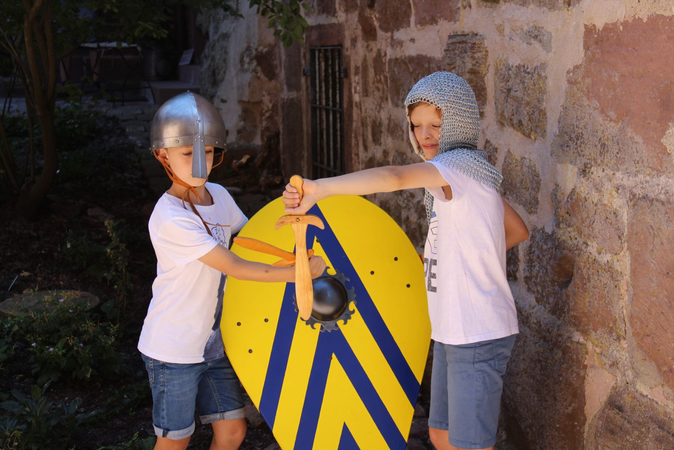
[0,383,86,450]
[59,220,133,323]
[104,219,133,317]
[0,332,12,367]
[6,292,120,385]
[96,432,155,450]
[54,103,101,151]
[2,104,102,160]
[60,229,107,279]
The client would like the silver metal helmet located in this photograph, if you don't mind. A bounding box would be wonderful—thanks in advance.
[150,91,227,180]
[404,72,480,160]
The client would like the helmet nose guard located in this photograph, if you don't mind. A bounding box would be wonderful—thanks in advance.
[150,91,227,180]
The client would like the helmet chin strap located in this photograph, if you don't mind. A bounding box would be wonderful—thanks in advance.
[153,150,226,237]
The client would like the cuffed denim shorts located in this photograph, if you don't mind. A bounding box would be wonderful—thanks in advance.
[429,334,516,449]
[141,353,246,440]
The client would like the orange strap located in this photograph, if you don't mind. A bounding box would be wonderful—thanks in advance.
[153,150,228,237]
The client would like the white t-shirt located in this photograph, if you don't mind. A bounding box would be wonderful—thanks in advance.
[424,161,519,345]
[138,183,248,363]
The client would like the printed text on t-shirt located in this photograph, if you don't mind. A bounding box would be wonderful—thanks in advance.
[424,257,438,292]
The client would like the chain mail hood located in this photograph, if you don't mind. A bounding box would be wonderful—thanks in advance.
[404,72,503,222]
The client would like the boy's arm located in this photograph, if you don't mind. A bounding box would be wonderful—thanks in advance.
[198,244,325,282]
[503,198,529,250]
[283,163,448,214]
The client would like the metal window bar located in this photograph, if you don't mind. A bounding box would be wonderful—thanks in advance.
[310,47,345,178]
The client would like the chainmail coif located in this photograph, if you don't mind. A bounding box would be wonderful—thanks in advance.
[404,72,503,223]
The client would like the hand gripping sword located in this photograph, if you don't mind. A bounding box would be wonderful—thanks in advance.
[275,175,324,321]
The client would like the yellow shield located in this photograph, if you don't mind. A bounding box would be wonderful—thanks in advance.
[222,196,430,449]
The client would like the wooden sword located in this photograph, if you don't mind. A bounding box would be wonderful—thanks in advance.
[275,175,324,321]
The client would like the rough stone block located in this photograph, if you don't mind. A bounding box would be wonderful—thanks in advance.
[310,0,336,16]
[506,247,519,281]
[483,139,499,166]
[363,50,388,98]
[375,190,426,250]
[495,0,581,9]
[367,117,383,146]
[387,55,442,107]
[375,0,411,33]
[557,183,625,255]
[495,60,547,140]
[413,0,462,27]
[565,252,625,340]
[586,384,674,449]
[519,25,552,52]
[523,228,575,318]
[442,33,489,116]
[357,5,378,42]
[200,30,231,100]
[553,17,674,174]
[552,89,647,174]
[306,23,345,46]
[502,151,540,215]
[343,0,359,14]
[237,102,261,143]
[503,318,586,449]
[0,290,99,317]
[628,197,674,390]
[581,17,674,166]
[254,46,277,82]
[280,97,306,178]
[387,115,407,144]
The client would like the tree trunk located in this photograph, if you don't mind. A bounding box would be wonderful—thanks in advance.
[16,0,57,220]
[16,107,56,219]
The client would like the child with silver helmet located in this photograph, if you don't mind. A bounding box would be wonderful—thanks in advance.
[283,72,529,450]
[139,92,325,449]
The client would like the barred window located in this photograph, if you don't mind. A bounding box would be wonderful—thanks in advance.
[309,46,345,178]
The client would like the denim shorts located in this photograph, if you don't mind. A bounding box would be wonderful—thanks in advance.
[141,353,246,440]
[428,335,516,449]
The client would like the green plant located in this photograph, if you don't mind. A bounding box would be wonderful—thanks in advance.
[59,220,133,323]
[7,292,120,385]
[1,0,309,220]
[96,432,155,450]
[54,103,102,151]
[0,332,12,367]
[60,230,107,277]
[0,383,85,450]
[95,381,152,421]
[250,0,310,47]
[0,419,22,450]
[104,219,133,319]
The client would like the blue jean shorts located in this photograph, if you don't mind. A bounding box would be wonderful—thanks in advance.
[141,353,246,440]
[428,335,516,449]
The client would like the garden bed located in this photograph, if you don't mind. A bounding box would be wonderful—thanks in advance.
[0,104,278,449]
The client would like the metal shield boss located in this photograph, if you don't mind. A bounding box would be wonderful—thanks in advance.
[222,196,431,449]
[149,91,227,179]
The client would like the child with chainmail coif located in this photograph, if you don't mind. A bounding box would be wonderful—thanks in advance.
[139,92,325,450]
[283,72,529,450]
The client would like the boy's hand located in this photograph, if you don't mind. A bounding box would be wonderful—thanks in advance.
[308,255,326,278]
[283,178,319,214]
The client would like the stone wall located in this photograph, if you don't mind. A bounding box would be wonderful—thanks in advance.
[201,0,674,447]
[199,3,281,154]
